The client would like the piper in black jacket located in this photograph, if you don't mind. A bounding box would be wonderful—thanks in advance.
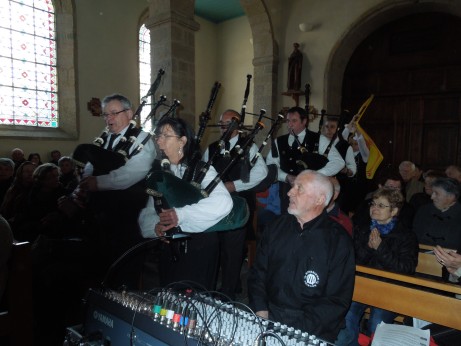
[248,170,355,343]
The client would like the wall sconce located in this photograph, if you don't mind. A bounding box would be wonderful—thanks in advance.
[299,22,317,32]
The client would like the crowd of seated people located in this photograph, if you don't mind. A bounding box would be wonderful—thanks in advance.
[2,126,461,346]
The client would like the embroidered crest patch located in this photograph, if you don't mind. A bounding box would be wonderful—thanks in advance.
[304,270,320,287]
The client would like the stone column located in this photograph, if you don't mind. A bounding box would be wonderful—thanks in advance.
[146,0,200,125]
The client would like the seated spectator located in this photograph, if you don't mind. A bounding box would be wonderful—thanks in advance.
[13,163,67,242]
[434,245,461,283]
[399,160,424,202]
[409,170,446,212]
[58,156,79,194]
[10,148,25,175]
[341,188,418,344]
[28,152,43,166]
[0,158,15,206]
[49,149,62,165]
[413,177,461,249]
[256,182,281,235]
[445,165,461,183]
[353,169,415,229]
[0,215,13,302]
[327,176,353,237]
[0,161,36,225]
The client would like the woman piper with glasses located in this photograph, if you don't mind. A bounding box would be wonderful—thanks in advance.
[337,188,419,346]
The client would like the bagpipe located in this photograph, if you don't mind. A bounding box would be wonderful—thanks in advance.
[292,83,329,172]
[144,82,251,236]
[72,69,171,176]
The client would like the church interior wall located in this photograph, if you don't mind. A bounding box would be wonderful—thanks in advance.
[3,0,450,160]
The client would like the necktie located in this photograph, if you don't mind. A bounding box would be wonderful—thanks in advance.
[107,133,120,151]
[292,134,299,150]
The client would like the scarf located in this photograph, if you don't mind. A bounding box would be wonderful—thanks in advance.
[370,217,397,235]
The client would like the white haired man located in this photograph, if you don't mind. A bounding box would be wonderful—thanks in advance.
[248,170,355,343]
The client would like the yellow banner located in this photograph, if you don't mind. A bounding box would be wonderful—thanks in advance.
[355,95,383,179]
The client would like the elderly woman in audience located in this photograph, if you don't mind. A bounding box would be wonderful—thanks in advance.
[0,161,36,226]
[28,152,43,166]
[0,158,15,206]
[413,177,461,249]
[58,156,79,194]
[0,215,13,302]
[341,188,418,345]
[409,170,446,212]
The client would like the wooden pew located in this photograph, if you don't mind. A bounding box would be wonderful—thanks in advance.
[353,265,461,330]
[416,244,444,277]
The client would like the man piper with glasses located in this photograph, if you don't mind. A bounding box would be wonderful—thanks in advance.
[61,94,156,289]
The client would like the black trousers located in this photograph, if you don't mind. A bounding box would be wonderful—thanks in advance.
[216,226,247,300]
[159,232,219,291]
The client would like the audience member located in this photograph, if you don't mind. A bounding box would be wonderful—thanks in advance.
[399,160,424,202]
[58,156,79,194]
[0,158,15,206]
[409,170,446,212]
[353,170,414,229]
[28,152,43,166]
[266,106,344,213]
[49,149,62,165]
[341,188,418,344]
[256,182,281,235]
[413,177,461,249]
[0,161,36,226]
[0,215,13,302]
[10,148,26,174]
[327,176,353,237]
[248,170,355,343]
[14,163,67,242]
[445,164,461,183]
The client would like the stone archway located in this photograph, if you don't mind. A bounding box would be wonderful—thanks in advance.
[324,0,461,114]
[240,0,279,119]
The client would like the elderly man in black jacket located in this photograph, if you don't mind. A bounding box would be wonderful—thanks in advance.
[248,170,355,343]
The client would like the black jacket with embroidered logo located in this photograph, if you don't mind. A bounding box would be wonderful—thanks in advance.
[248,211,355,342]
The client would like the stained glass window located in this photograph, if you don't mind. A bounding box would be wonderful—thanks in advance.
[0,0,58,128]
[139,23,152,131]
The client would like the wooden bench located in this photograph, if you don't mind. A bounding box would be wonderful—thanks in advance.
[0,242,34,345]
[416,244,450,278]
[353,265,461,330]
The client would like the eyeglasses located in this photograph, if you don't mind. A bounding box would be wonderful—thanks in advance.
[154,133,180,140]
[102,109,128,118]
[369,201,392,209]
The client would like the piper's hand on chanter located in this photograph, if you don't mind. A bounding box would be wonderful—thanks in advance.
[434,245,460,271]
[154,222,175,243]
[79,176,98,192]
[159,208,179,228]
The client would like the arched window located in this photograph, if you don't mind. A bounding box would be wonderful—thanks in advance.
[139,23,152,131]
[0,0,77,139]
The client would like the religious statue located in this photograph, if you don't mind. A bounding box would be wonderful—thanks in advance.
[287,42,303,91]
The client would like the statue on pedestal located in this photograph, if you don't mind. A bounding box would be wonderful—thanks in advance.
[287,42,302,91]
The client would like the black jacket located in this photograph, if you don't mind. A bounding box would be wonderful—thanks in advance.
[248,211,355,342]
[354,219,418,274]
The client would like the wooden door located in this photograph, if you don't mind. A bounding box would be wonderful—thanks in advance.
[342,12,461,172]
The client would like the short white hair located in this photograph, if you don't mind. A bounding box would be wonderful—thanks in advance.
[298,170,334,207]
